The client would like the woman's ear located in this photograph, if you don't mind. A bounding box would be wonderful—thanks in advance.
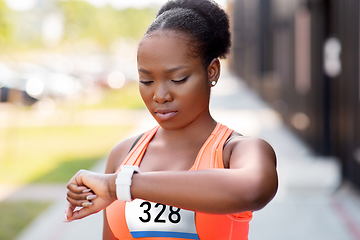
[207,58,221,87]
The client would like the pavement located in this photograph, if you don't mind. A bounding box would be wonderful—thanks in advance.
[11,69,360,240]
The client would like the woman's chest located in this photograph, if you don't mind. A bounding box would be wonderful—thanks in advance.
[138,145,199,172]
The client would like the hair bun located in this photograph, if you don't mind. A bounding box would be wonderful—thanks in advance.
[157,0,219,26]
[146,0,231,66]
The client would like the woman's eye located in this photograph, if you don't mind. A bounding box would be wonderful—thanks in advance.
[172,77,188,83]
[140,80,153,85]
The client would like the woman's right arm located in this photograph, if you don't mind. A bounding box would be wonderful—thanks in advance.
[103,137,139,240]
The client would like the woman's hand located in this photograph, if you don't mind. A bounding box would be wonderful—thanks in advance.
[64,170,117,222]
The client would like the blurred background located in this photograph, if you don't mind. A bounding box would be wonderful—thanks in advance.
[0,0,158,238]
[229,1,360,239]
[230,0,360,194]
[0,0,359,239]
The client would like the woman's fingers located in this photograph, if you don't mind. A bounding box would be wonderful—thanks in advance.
[66,194,97,207]
[66,171,98,207]
[69,205,100,221]
[64,195,98,222]
[64,199,103,222]
[66,195,89,207]
[67,183,88,193]
[64,203,75,222]
[67,189,93,201]
[86,195,98,201]
[64,170,117,222]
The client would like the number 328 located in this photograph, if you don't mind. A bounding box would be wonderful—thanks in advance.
[139,202,181,224]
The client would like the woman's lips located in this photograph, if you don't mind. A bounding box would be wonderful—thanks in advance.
[154,110,178,121]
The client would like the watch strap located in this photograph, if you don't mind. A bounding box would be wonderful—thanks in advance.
[116,165,140,202]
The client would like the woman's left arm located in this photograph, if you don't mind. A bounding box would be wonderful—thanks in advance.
[226,137,278,211]
[130,137,278,214]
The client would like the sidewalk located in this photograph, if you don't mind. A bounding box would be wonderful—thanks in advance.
[15,70,360,240]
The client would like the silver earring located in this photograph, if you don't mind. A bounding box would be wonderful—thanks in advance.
[211,81,216,86]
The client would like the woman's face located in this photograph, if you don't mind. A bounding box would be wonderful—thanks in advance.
[137,30,213,130]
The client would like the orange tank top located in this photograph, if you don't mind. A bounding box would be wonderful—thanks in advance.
[106,123,253,240]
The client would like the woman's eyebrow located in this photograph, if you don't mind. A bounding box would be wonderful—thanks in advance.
[138,68,151,74]
[163,65,189,74]
[138,66,189,74]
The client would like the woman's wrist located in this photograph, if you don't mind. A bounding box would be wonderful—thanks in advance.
[108,173,118,201]
[129,172,139,200]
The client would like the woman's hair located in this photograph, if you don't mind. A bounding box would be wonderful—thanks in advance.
[145,0,231,67]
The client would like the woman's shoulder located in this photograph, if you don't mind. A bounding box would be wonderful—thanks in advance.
[105,134,143,173]
[223,133,276,168]
[226,133,275,155]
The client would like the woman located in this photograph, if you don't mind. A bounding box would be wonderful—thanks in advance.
[65,0,278,239]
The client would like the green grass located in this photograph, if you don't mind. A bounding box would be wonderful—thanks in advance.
[0,125,133,184]
[0,81,142,183]
[0,201,52,240]
[31,157,100,183]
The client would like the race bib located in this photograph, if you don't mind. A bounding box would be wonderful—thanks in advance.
[125,199,199,239]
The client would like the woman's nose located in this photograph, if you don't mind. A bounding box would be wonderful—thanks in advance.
[153,83,173,103]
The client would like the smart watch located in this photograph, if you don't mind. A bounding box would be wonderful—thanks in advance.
[116,165,140,202]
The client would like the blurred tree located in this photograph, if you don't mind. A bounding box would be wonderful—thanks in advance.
[59,0,156,48]
[0,0,14,49]
[0,0,156,51]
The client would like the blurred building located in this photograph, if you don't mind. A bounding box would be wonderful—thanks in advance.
[229,0,360,190]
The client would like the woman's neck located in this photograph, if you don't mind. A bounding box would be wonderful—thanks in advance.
[157,113,217,147]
